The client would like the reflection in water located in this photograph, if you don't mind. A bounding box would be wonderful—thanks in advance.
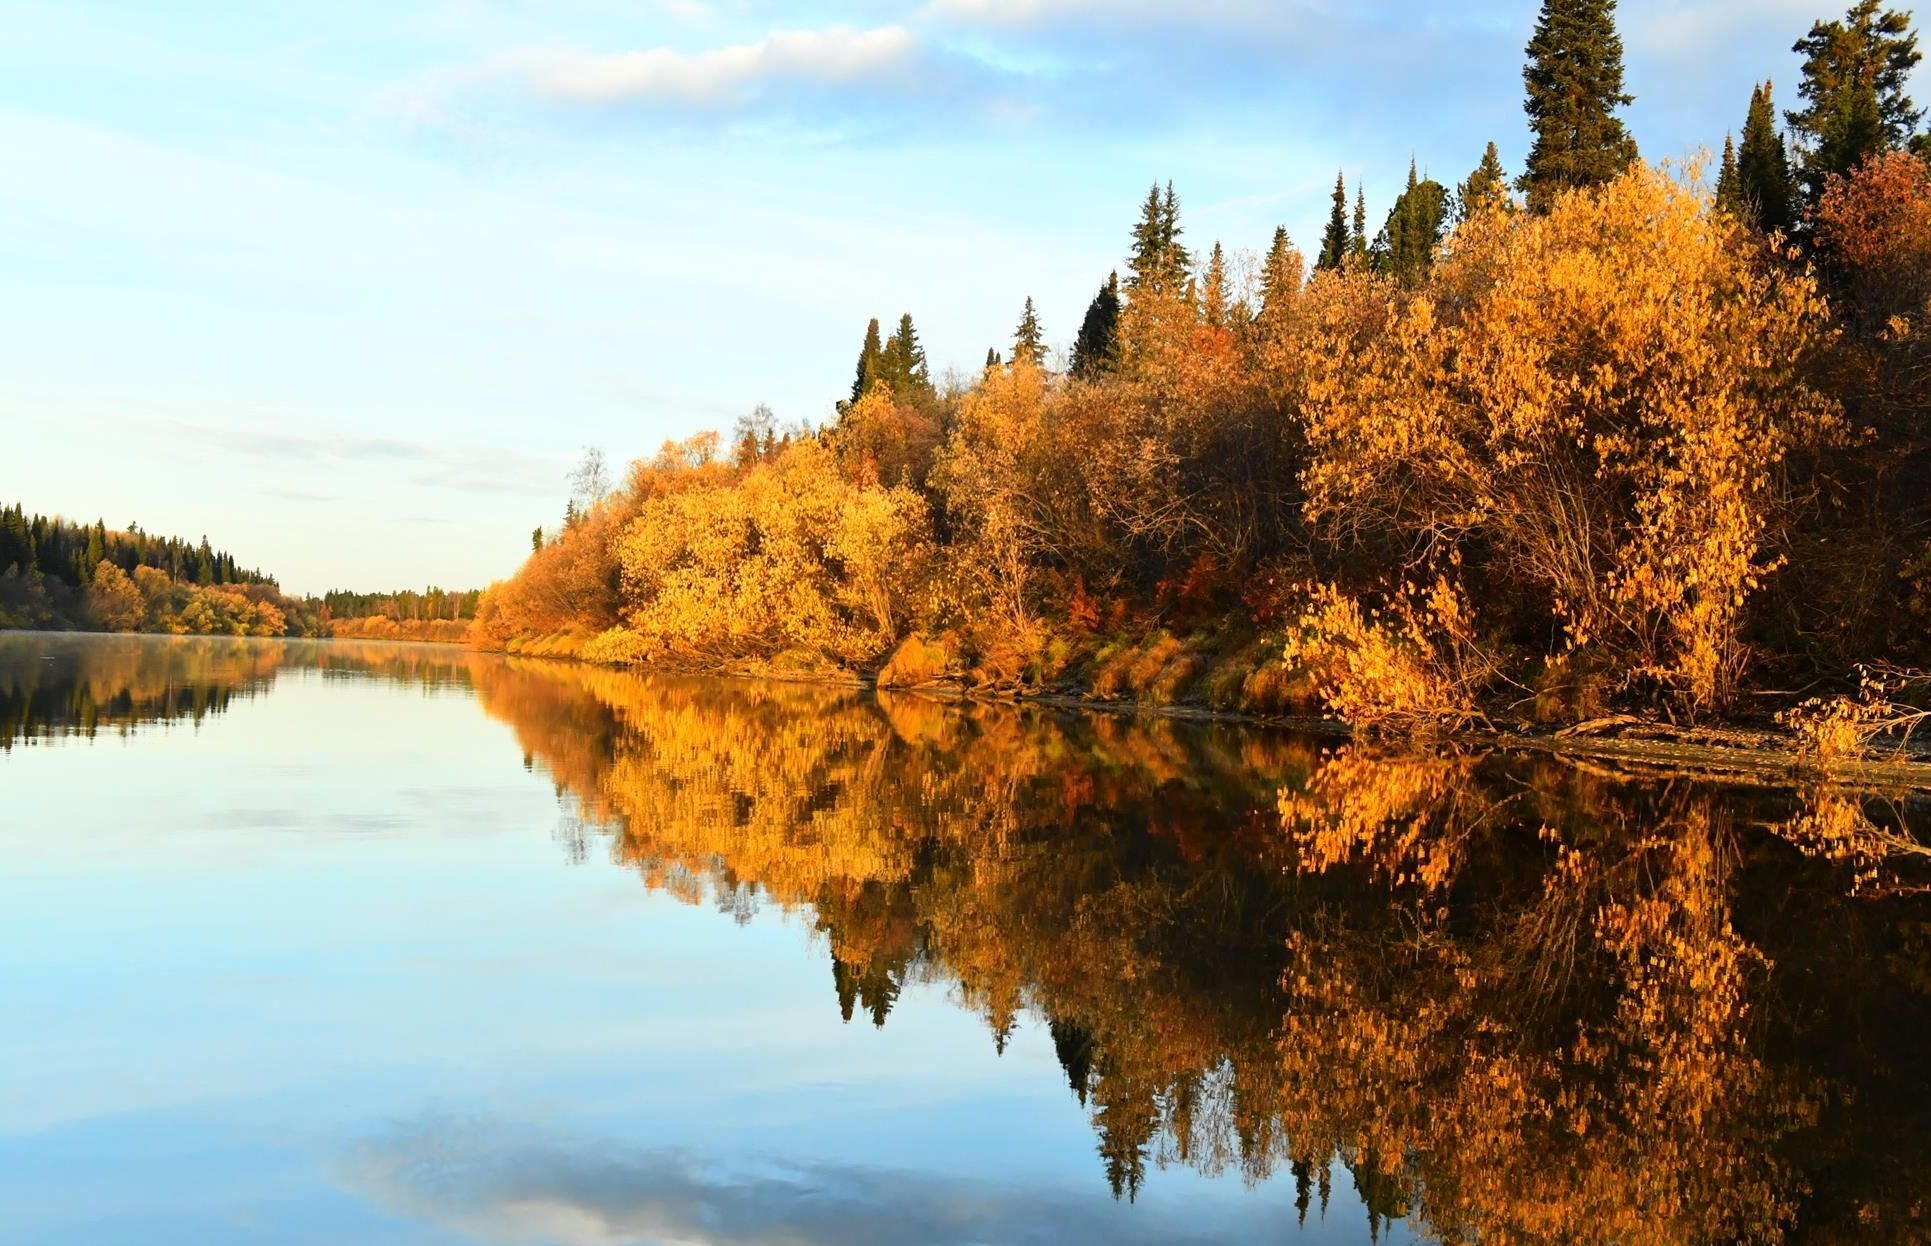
[0,633,479,750]
[7,636,1930,1242]
[468,659,1931,1245]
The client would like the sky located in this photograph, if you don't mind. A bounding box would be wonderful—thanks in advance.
[1,0,1922,594]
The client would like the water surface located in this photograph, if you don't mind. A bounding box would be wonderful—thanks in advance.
[2,633,1927,1244]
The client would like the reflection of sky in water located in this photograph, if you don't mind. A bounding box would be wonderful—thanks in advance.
[0,654,1402,1245]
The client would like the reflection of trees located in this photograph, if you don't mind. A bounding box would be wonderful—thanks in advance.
[467,659,1931,1243]
[0,635,483,749]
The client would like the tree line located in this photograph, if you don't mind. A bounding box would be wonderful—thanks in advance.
[477,0,1931,736]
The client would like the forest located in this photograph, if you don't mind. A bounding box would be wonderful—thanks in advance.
[0,502,479,641]
[474,0,1931,747]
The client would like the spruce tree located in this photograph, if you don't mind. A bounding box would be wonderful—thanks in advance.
[1070,272,1122,379]
[1011,296,1047,368]
[1200,242,1229,327]
[985,346,1002,370]
[1737,82,1796,232]
[1715,135,1743,215]
[1519,0,1638,211]
[851,317,883,404]
[1376,161,1450,287]
[1788,2,1922,202]
[1316,172,1350,271]
[1457,142,1512,219]
[1351,189,1370,265]
[880,313,931,396]
[1259,227,1303,324]
[1159,181,1190,283]
[1128,183,1168,292]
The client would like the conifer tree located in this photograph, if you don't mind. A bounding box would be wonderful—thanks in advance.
[851,317,884,404]
[985,347,1002,370]
[1011,297,1047,368]
[1787,1,1923,203]
[1519,0,1638,211]
[1351,189,1370,265]
[1259,227,1304,327]
[880,313,931,396]
[1128,184,1167,292]
[1160,181,1190,283]
[1737,82,1796,232]
[1456,142,1512,219]
[1316,173,1351,271]
[1375,161,1450,287]
[1715,135,1743,215]
[1200,243,1229,327]
[1071,272,1122,379]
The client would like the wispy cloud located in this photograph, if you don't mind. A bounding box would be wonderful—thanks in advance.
[520,26,920,108]
[341,1114,1288,1246]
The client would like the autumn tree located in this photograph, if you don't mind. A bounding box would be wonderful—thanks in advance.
[1519,0,1638,210]
[1788,1,1923,202]
[1299,165,1840,712]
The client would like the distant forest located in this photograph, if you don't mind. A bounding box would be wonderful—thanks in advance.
[1,502,476,642]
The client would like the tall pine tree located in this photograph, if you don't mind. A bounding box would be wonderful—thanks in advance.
[1519,0,1638,211]
[851,317,884,404]
[1457,142,1512,219]
[1316,172,1350,271]
[1200,242,1229,327]
[1737,81,1796,232]
[1011,296,1047,368]
[1715,135,1743,215]
[1374,160,1450,287]
[1071,272,1122,379]
[1787,1,1922,203]
[1351,189,1370,265]
[1259,227,1303,325]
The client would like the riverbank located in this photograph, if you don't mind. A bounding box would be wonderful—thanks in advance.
[477,628,1931,795]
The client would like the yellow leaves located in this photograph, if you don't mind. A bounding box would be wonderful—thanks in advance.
[1281,579,1493,732]
[1298,162,1841,715]
[609,438,934,668]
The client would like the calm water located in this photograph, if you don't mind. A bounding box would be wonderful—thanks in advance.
[2,634,1929,1245]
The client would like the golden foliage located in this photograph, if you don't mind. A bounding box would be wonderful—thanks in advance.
[1299,164,1840,713]
[1281,579,1493,731]
[603,438,933,668]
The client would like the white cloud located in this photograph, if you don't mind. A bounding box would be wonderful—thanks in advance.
[517,25,920,108]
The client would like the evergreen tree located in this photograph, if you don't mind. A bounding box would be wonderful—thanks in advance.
[1737,81,1796,232]
[1200,242,1229,327]
[1787,1,1923,202]
[1128,183,1167,291]
[1159,181,1191,282]
[1070,272,1122,379]
[1375,161,1450,287]
[1316,172,1351,271]
[1351,189,1370,265]
[880,313,931,396]
[531,526,543,553]
[1011,296,1047,368]
[1519,0,1638,210]
[1128,182,1190,294]
[1715,135,1743,215]
[985,346,1002,370]
[851,317,883,404]
[1456,141,1512,219]
[1259,227,1303,324]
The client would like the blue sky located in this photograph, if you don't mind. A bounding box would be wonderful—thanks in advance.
[1,0,1919,594]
